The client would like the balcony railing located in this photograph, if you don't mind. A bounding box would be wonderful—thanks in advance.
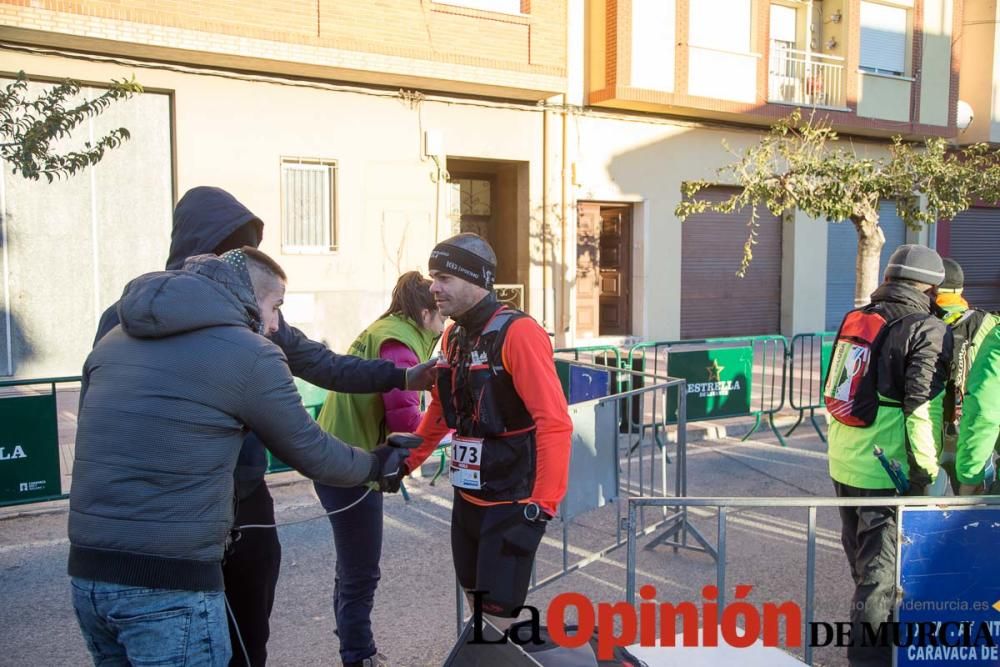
[767,42,845,108]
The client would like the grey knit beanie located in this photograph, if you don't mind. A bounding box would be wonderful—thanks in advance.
[883,244,945,286]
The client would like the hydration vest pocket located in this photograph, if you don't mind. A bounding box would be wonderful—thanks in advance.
[478,430,536,498]
[466,364,506,435]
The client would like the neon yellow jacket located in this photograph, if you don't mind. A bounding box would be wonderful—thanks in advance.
[955,324,1000,485]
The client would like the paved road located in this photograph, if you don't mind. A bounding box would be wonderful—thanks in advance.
[0,426,859,666]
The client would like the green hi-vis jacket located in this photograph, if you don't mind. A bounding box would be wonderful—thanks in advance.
[827,283,951,491]
[955,321,1000,485]
[829,393,945,490]
[316,314,438,453]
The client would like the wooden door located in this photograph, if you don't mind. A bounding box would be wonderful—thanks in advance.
[598,207,632,336]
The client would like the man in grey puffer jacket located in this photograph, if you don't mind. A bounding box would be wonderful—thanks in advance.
[69,249,409,666]
[93,186,435,667]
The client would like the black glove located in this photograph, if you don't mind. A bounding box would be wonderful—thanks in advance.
[404,357,438,391]
[381,462,408,494]
[367,433,423,493]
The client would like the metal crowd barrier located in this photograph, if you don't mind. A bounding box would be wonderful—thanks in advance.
[0,375,80,507]
[455,368,693,635]
[625,335,790,446]
[0,375,326,507]
[553,344,623,367]
[625,495,1000,665]
[737,335,789,446]
[786,332,835,442]
[554,344,628,396]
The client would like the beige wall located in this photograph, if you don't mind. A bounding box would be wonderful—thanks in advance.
[781,209,828,335]
[586,0,608,95]
[568,117,836,341]
[0,68,172,379]
[0,0,566,100]
[566,115,929,342]
[3,49,551,364]
[957,0,1000,143]
[919,0,954,127]
[857,72,912,122]
[823,0,848,62]
[5,0,963,375]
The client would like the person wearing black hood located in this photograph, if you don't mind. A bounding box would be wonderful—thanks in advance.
[93,186,436,667]
[72,248,413,666]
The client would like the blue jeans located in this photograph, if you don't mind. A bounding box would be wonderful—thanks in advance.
[71,577,231,666]
[314,483,382,664]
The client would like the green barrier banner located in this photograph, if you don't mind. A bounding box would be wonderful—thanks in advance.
[821,339,833,387]
[666,346,753,423]
[0,393,62,505]
[268,379,330,474]
[267,450,291,474]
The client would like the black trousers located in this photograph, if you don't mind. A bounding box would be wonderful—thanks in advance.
[451,492,546,618]
[833,480,896,667]
[224,481,282,667]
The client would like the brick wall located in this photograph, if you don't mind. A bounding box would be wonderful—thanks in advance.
[0,0,566,79]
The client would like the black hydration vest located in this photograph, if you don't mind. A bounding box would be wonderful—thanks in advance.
[437,306,537,502]
[945,308,991,423]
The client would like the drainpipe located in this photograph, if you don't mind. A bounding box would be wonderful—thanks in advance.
[560,95,570,341]
[805,0,815,92]
[541,101,550,329]
[0,164,10,376]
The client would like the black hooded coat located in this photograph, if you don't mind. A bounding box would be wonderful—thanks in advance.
[93,186,406,497]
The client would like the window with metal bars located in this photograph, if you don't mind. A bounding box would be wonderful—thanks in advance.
[280,159,337,252]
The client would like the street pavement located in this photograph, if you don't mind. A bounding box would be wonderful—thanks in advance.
[0,424,861,666]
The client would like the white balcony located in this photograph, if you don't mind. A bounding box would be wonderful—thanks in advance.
[768,42,846,109]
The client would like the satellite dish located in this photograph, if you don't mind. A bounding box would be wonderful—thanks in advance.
[956,100,974,132]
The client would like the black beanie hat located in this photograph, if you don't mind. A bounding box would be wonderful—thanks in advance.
[940,258,964,291]
[428,236,497,290]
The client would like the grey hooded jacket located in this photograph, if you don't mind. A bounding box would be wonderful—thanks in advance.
[68,255,377,592]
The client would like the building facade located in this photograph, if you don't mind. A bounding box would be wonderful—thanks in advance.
[0,0,993,379]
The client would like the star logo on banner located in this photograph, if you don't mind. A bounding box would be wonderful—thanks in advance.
[706,359,725,382]
[992,600,1000,613]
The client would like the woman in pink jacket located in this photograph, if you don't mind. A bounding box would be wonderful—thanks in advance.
[314,271,445,667]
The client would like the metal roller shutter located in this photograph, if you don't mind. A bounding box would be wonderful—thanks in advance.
[946,209,1000,312]
[860,1,907,75]
[825,202,907,330]
[681,186,783,338]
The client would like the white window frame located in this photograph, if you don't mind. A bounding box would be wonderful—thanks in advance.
[859,1,909,76]
[280,158,338,254]
[769,4,798,46]
[689,0,753,54]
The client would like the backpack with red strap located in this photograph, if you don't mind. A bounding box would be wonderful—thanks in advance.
[824,305,913,427]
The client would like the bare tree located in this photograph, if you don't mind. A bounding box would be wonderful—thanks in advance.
[676,111,1000,305]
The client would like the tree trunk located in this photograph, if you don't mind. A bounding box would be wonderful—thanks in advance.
[853,215,885,307]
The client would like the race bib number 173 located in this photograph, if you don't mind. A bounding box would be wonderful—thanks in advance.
[449,436,484,490]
